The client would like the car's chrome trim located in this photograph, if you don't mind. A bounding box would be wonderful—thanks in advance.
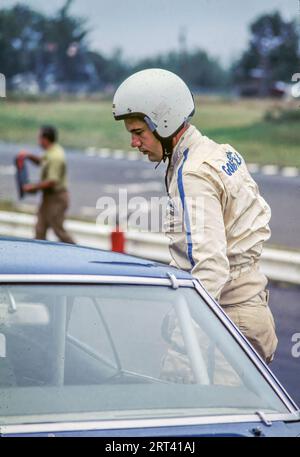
[193,279,299,413]
[0,412,298,435]
[167,273,179,289]
[0,274,194,287]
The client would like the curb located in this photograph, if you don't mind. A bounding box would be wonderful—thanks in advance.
[84,148,300,177]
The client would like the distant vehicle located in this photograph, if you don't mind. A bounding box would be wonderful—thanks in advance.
[269,81,287,98]
[238,79,287,98]
[0,237,299,437]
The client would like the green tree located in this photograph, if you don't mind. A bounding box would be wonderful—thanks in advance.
[232,11,299,93]
[0,1,228,92]
[0,4,46,78]
[0,1,93,89]
[46,0,90,84]
[133,48,228,90]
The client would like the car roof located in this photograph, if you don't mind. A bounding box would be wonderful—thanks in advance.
[0,237,193,280]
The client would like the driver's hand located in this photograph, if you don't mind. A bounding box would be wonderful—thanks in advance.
[22,183,38,194]
[17,150,28,159]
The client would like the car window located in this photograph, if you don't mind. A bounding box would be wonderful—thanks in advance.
[0,284,290,425]
[67,296,117,371]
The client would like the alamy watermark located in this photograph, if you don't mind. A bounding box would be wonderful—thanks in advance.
[291,333,300,358]
[0,73,6,98]
[95,189,205,242]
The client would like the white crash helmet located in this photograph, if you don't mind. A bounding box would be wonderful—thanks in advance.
[112,68,195,159]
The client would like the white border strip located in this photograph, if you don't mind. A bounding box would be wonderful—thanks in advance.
[0,274,193,286]
[0,412,297,435]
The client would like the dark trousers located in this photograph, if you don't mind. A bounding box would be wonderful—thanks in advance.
[35,191,75,244]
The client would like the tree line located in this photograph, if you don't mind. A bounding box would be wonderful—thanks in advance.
[0,0,299,93]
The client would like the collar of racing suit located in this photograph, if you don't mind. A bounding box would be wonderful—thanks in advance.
[165,124,200,193]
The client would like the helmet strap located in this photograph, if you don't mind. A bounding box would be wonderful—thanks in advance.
[161,137,173,163]
[151,131,173,172]
[160,138,174,193]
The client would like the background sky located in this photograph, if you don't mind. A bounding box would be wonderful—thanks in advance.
[1,0,299,67]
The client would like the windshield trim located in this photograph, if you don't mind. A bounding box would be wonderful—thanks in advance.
[0,274,194,287]
[0,412,298,435]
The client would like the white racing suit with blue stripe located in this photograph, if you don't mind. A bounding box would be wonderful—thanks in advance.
[161,125,278,382]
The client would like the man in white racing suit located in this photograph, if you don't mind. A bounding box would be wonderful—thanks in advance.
[112,69,278,379]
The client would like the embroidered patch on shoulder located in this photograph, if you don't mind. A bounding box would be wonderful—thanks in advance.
[221,151,242,176]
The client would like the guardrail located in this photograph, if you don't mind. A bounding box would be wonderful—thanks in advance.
[0,210,299,285]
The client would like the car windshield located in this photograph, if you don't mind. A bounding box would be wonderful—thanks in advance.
[0,283,290,425]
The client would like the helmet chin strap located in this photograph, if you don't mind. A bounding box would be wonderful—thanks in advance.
[153,121,188,174]
[154,137,173,171]
[154,137,174,193]
[161,137,174,162]
[153,134,174,170]
[155,124,188,190]
[155,120,188,166]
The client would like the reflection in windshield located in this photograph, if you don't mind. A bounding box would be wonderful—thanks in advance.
[0,284,289,425]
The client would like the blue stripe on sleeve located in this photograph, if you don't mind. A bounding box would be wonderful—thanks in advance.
[177,148,195,268]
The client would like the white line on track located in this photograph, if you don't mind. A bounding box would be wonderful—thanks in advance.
[0,165,15,175]
[281,167,299,177]
[102,182,163,193]
[83,149,300,179]
[260,165,279,175]
[247,163,260,174]
[112,149,125,159]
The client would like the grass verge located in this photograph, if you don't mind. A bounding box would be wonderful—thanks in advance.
[0,96,299,166]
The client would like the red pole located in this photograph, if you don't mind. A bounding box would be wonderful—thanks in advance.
[111,224,125,253]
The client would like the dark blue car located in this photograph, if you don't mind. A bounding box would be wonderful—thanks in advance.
[0,237,299,437]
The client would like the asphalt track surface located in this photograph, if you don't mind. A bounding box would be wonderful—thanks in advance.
[0,143,299,405]
[268,282,300,406]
